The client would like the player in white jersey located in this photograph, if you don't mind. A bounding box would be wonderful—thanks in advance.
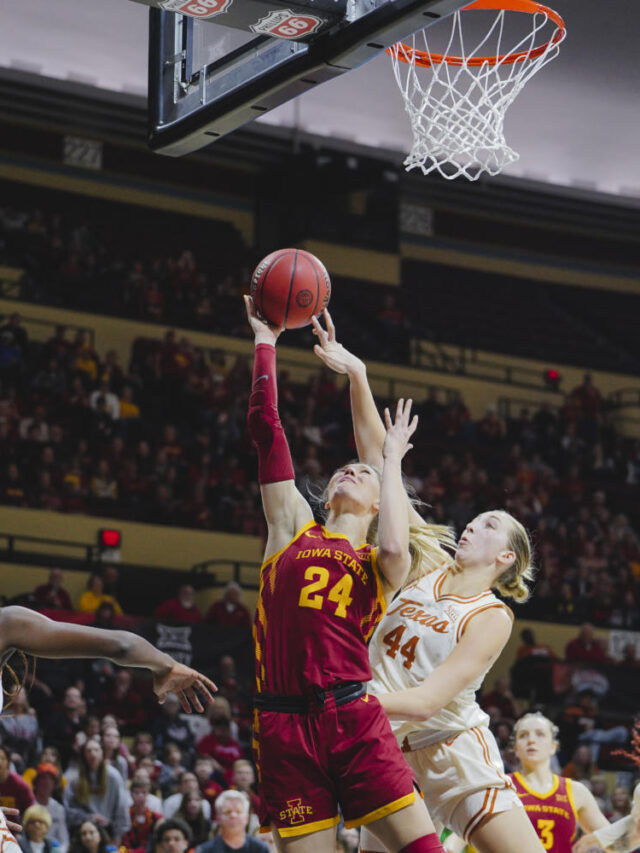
[0,606,216,852]
[312,313,545,853]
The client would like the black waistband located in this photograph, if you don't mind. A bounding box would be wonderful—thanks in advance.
[254,681,365,713]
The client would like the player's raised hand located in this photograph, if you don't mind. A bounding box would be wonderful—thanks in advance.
[311,310,365,375]
[382,398,418,461]
[154,661,217,714]
[244,295,284,345]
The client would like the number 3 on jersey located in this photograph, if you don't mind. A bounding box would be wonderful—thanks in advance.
[298,566,353,617]
[383,625,419,670]
[537,819,555,850]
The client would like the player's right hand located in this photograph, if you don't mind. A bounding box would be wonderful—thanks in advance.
[312,310,365,375]
[154,661,217,713]
[244,295,284,344]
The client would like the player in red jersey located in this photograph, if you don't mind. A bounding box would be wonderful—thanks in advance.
[510,713,609,851]
[244,295,444,853]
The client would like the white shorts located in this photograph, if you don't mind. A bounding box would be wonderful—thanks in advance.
[360,726,522,845]
[0,810,21,853]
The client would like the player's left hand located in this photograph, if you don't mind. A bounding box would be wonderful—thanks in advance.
[383,398,418,461]
[1,807,22,834]
[154,662,217,713]
[571,834,601,853]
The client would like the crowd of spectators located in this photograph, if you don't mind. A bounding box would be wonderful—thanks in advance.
[0,309,639,628]
[0,664,278,853]
[2,202,640,376]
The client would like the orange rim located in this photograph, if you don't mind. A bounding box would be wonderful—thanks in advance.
[387,0,566,67]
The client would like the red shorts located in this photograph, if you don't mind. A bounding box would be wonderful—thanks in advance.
[254,692,417,837]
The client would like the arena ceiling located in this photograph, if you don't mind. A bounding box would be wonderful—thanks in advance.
[1,0,639,203]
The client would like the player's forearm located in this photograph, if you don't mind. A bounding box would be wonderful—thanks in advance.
[593,817,640,853]
[377,665,469,722]
[0,607,173,677]
[248,343,295,485]
[348,364,386,468]
[377,452,411,588]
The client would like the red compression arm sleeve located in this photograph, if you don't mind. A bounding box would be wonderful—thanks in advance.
[248,343,295,485]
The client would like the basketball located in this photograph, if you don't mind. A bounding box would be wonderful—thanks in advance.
[250,248,331,329]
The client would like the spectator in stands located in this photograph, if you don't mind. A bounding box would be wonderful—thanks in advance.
[0,744,34,813]
[102,727,128,782]
[0,688,40,771]
[152,694,195,763]
[0,312,28,356]
[155,585,202,625]
[155,819,192,853]
[126,770,162,815]
[565,623,608,662]
[122,777,162,853]
[32,568,73,611]
[101,670,147,734]
[77,574,123,616]
[71,335,98,383]
[609,786,633,821]
[163,773,211,822]
[196,791,268,853]
[192,756,223,814]
[118,387,140,422]
[195,709,242,771]
[68,820,111,853]
[90,460,118,505]
[479,675,519,721]
[562,744,598,781]
[229,760,260,818]
[175,791,210,846]
[18,805,56,853]
[0,462,29,507]
[64,739,130,843]
[205,583,250,629]
[516,628,556,660]
[31,763,68,853]
[90,381,120,422]
[158,743,186,799]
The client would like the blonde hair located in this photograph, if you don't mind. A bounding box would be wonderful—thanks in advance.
[23,805,52,830]
[492,511,535,603]
[513,712,559,742]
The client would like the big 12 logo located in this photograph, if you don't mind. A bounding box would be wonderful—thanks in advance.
[250,9,324,39]
[160,0,232,19]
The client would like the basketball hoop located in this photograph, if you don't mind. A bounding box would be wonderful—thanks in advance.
[388,0,566,180]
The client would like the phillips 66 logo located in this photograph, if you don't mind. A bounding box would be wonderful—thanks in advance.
[250,9,324,39]
[160,0,232,19]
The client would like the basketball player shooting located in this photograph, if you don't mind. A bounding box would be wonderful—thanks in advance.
[244,293,446,853]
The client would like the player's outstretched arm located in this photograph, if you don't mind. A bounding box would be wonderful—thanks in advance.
[376,399,417,590]
[245,295,313,558]
[377,606,512,720]
[312,310,385,468]
[312,311,425,531]
[0,606,217,713]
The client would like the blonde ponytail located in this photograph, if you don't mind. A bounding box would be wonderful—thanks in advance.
[493,511,536,603]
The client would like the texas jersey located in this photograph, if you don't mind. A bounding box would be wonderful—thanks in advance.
[254,521,385,695]
[368,569,512,746]
[510,773,578,852]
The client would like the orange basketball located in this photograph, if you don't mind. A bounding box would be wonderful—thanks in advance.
[250,248,331,329]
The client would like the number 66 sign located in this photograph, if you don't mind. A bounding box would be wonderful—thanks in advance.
[250,9,324,39]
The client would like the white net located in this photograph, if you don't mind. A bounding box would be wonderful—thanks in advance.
[389,2,565,180]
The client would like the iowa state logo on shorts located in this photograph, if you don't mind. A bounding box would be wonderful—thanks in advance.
[159,0,232,19]
[279,798,314,825]
[250,9,324,39]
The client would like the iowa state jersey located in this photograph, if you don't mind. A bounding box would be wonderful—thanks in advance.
[254,521,386,695]
[369,569,512,747]
[510,773,578,852]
